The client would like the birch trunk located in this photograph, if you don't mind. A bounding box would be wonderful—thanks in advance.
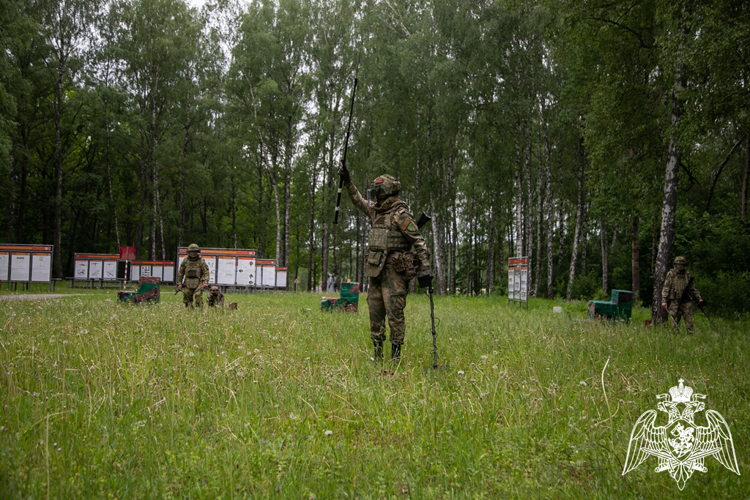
[566,136,585,300]
[104,95,120,248]
[53,60,65,278]
[430,197,446,295]
[652,62,685,323]
[544,121,554,299]
[741,133,749,219]
[149,102,158,261]
[178,108,190,248]
[600,214,608,295]
[513,125,524,257]
[487,204,495,295]
[631,215,640,301]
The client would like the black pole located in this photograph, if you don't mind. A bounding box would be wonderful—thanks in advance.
[334,77,358,225]
[429,284,438,369]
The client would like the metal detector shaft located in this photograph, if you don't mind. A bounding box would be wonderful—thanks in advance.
[334,77,358,225]
[429,285,439,369]
[695,300,720,333]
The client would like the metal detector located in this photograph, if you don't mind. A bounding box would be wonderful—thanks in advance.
[427,282,449,371]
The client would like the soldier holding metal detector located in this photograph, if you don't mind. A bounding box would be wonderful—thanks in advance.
[177,243,210,308]
[334,76,432,361]
[661,256,706,333]
[338,168,433,361]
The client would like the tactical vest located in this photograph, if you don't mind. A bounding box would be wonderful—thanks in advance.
[368,211,409,252]
[670,271,690,301]
[182,257,204,289]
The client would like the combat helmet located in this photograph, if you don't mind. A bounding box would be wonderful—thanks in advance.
[674,256,687,265]
[370,174,401,199]
[187,243,201,253]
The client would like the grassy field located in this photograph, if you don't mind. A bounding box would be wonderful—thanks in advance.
[0,286,748,499]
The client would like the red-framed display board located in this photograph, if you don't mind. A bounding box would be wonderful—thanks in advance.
[0,244,53,283]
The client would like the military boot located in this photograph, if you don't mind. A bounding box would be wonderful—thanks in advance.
[373,340,384,361]
[391,343,402,361]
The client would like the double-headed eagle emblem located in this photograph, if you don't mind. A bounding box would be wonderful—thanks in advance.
[622,379,740,490]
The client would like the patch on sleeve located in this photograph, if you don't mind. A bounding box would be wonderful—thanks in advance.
[401,218,418,232]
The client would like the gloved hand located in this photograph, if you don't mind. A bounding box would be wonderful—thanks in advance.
[418,274,433,290]
[338,161,351,183]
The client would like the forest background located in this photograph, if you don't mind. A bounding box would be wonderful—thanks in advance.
[1,0,749,321]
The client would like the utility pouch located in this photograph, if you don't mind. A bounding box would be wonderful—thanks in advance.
[366,250,386,278]
[404,252,418,281]
[187,269,199,279]
[391,251,406,273]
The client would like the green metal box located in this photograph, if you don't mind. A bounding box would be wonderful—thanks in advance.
[587,289,634,322]
[321,282,359,312]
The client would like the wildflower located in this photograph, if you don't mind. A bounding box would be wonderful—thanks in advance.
[580,381,587,387]
[458,370,465,376]
[324,430,333,436]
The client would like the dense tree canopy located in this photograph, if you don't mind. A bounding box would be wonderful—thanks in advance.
[1,0,748,317]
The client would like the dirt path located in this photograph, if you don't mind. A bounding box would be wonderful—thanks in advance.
[0,294,88,301]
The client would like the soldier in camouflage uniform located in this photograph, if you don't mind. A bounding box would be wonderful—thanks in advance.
[177,243,210,308]
[339,169,432,361]
[661,256,705,333]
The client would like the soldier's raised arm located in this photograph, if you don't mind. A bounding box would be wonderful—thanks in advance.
[338,165,372,217]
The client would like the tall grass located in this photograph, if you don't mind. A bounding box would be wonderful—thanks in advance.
[0,289,747,498]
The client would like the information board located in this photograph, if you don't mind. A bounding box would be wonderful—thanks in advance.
[257,260,277,287]
[103,261,118,280]
[0,245,53,283]
[89,261,103,279]
[236,257,256,286]
[0,253,9,281]
[508,256,529,309]
[73,254,121,281]
[11,254,31,281]
[217,257,236,285]
[276,267,288,289]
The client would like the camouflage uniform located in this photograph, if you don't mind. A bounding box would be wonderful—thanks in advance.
[661,257,703,333]
[177,245,210,308]
[343,174,430,360]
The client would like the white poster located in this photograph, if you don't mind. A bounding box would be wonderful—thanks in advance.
[11,254,30,281]
[75,260,89,279]
[31,254,51,282]
[130,265,140,281]
[89,260,103,279]
[163,265,174,283]
[508,269,515,299]
[261,265,276,287]
[204,257,217,284]
[236,258,256,286]
[103,261,118,280]
[140,265,151,277]
[151,266,163,280]
[276,269,288,288]
[0,253,9,281]
[217,257,236,285]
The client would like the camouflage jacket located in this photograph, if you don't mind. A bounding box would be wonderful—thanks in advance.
[661,269,702,303]
[344,180,430,274]
[177,256,210,289]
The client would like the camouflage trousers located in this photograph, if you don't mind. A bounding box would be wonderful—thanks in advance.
[668,301,694,333]
[368,263,408,346]
[182,286,204,308]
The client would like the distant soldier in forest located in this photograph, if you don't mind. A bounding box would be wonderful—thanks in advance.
[177,243,210,308]
[661,256,705,333]
[338,168,432,361]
